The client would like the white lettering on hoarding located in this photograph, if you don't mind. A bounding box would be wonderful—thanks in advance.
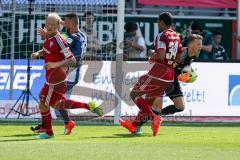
[0,65,43,90]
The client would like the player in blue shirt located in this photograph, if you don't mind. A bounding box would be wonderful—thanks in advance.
[65,19,87,91]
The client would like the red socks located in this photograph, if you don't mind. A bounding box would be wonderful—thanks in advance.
[60,99,90,110]
[41,110,53,136]
[132,97,154,126]
[132,110,148,127]
[134,97,154,115]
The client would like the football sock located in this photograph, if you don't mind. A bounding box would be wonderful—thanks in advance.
[41,110,53,136]
[60,99,90,110]
[137,108,161,127]
[59,109,71,125]
[161,105,184,115]
[132,110,148,127]
[132,97,154,127]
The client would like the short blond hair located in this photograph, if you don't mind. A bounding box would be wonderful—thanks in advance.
[188,34,203,43]
[47,12,62,23]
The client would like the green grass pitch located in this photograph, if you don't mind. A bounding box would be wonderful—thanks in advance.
[0,122,240,160]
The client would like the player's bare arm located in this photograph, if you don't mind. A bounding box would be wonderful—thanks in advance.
[31,49,44,59]
[175,50,183,64]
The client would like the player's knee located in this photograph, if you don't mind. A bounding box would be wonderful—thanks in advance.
[173,97,185,111]
[152,97,163,109]
[147,98,154,106]
[176,105,185,111]
[53,100,61,109]
[39,102,50,112]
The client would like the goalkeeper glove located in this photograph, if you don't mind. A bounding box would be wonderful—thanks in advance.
[178,71,198,83]
[187,71,198,83]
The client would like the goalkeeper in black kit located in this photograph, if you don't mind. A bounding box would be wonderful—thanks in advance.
[135,34,203,134]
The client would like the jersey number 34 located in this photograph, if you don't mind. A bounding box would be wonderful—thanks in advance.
[166,41,178,60]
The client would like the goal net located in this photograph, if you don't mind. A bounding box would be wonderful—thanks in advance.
[0,0,125,125]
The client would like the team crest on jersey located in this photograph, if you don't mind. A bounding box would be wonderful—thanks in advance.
[49,42,54,48]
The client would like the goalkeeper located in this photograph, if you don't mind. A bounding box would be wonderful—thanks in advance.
[135,34,202,134]
[161,34,202,115]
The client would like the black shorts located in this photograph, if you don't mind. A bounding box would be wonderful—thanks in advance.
[166,75,183,100]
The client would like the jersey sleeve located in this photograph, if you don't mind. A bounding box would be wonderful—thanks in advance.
[55,33,73,59]
[156,33,167,52]
[66,36,77,54]
[66,37,74,47]
[67,35,86,61]
[177,38,184,55]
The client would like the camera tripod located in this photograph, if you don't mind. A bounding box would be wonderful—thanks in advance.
[5,0,39,118]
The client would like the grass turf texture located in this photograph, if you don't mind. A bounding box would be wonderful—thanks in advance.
[0,122,240,160]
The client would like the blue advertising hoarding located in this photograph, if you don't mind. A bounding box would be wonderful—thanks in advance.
[0,59,45,100]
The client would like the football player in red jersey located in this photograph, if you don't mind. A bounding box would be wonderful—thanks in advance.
[31,13,88,136]
[133,34,203,135]
[119,12,183,136]
[31,13,103,139]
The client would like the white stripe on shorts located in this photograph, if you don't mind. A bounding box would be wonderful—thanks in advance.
[139,76,152,91]
[45,85,54,106]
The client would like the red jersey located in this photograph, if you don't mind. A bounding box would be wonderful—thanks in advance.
[42,32,73,85]
[148,28,183,82]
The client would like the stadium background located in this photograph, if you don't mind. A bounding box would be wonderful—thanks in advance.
[0,0,240,124]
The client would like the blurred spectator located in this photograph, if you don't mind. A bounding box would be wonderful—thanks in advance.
[82,11,101,60]
[212,31,228,60]
[170,22,176,31]
[191,22,214,60]
[124,22,146,59]
[170,22,181,37]
[181,22,193,47]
